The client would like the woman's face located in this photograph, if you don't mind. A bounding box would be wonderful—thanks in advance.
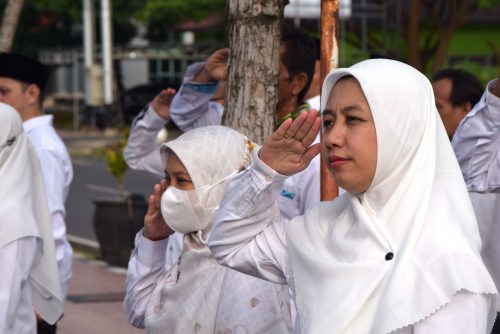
[321,77,377,193]
[164,152,194,191]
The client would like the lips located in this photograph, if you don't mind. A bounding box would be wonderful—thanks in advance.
[328,155,349,168]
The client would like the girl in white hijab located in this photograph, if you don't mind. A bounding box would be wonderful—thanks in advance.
[209,59,498,333]
[0,103,63,333]
[124,125,293,333]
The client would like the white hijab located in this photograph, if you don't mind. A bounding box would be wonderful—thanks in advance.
[286,59,498,333]
[146,126,292,333]
[0,103,63,324]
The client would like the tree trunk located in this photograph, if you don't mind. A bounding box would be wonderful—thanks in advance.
[223,0,287,144]
[407,0,422,71]
[0,0,25,52]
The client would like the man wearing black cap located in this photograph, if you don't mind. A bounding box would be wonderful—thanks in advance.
[0,53,73,334]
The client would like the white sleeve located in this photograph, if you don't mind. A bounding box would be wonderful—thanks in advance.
[124,232,171,328]
[413,292,492,334]
[169,62,224,131]
[209,151,290,285]
[0,237,38,333]
[33,147,73,298]
[452,79,500,193]
[123,105,167,178]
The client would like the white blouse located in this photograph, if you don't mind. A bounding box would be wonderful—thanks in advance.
[209,155,493,333]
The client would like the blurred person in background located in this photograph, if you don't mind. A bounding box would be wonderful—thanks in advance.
[0,52,73,334]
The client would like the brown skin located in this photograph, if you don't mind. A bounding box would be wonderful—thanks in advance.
[492,75,500,98]
[304,60,321,100]
[432,78,471,139]
[321,78,377,194]
[260,77,378,195]
[0,77,42,121]
[143,152,193,241]
[150,88,176,121]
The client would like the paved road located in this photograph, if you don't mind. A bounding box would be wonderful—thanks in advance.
[66,158,158,244]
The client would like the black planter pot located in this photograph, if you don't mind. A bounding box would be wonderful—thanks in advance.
[92,194,148,267]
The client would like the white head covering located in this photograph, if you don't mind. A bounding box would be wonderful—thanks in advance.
[147,126,291,333]
[161,125,253,231]
[286,59,498,333]
[0,103,63,324]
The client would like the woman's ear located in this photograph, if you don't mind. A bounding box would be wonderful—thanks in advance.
[291,72,308,97]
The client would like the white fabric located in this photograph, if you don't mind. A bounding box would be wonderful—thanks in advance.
[286,58,497,334]
[0,104,64,324]
[125,126,293,333]
[452,79,500,193]
[210,59,498,333]
[0,238,38,334]
[23,114,73,299]
[452,79,500,310]
[209,153,495,333]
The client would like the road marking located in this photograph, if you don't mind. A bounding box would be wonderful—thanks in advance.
[86,184,130,196]
[67,234,100,250]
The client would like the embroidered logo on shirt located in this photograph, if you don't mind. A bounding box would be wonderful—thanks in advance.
[280,189,295,200]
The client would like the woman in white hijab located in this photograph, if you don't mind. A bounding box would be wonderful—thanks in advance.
[124,125,293,333]
[0,103,63,333]
[208,59,498,333]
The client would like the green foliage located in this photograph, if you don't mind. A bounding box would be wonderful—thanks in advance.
[104,127,129,197]
[452,61,499,86]
[0,0,145,55]
[137,0,226,25]
[105,141,128,183]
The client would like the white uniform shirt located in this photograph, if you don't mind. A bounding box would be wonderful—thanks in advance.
[0,238,38,334]
[125,62,320,220]
[452,79,500,307]
[23,115,73,298]
[208,155,492,334]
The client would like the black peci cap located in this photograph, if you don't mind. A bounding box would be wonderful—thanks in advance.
[0,53,49,91]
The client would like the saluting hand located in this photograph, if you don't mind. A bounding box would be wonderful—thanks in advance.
[259,110,321,176]
[143,179,174,241]
[151,88,176,121]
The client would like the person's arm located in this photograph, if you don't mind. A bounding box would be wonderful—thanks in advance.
[452,78,500,193]
[0,238,38,333]
[209,111,321,283]
[170,49,229,131]
[412,292,491,333]
[123,89,175,177]
[209,152,291,284]
[124,233,169,328]
[124,179,176,328]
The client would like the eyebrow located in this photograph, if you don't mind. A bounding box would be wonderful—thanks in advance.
[322,104,363,116]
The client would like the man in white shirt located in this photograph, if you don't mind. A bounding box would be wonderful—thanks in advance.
[451,74,500,332]
[0,53,73,334]
[432,68,483,139]
[124,26,320,220]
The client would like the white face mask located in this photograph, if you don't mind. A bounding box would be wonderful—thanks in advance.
[160,171,236,234]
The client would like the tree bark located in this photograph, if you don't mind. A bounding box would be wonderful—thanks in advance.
[0,0,25,52]
[223,0,287,144]
[407,0,422,71]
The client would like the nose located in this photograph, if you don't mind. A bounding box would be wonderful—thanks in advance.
[323,122,345,149]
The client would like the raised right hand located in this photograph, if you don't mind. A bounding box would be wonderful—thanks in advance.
[259,110,321,176]
[143,179,174,241]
